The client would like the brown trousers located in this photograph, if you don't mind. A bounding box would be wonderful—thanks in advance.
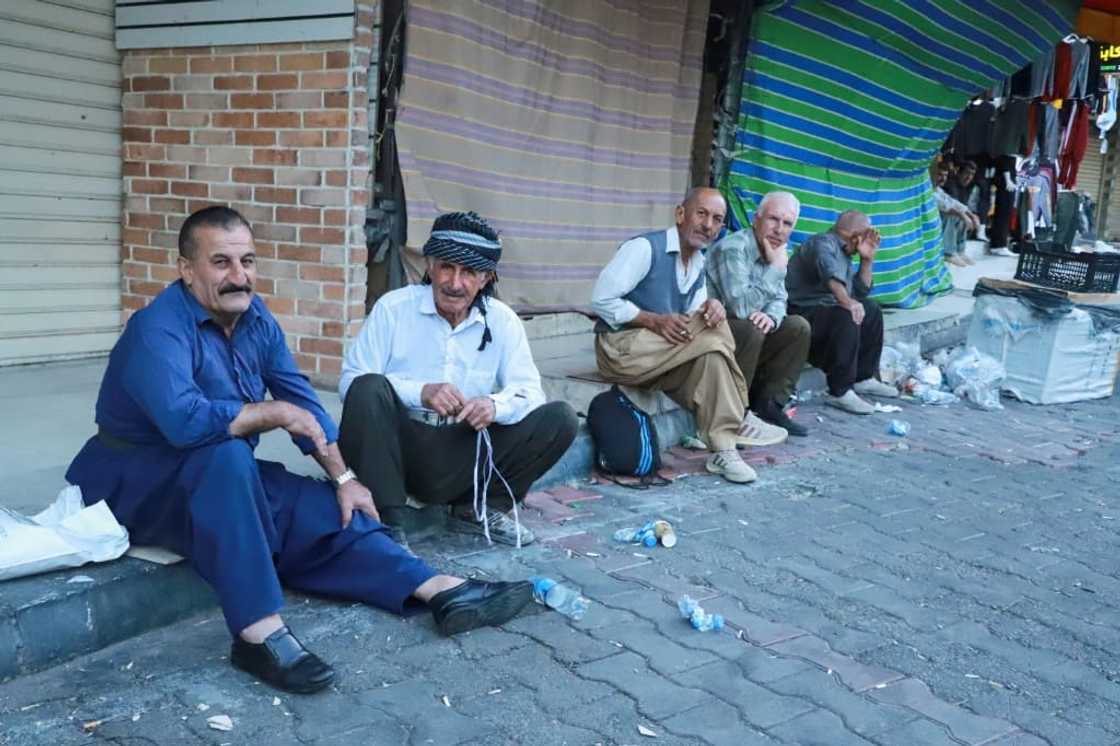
[727,315,811,406]
[595,313,748,451]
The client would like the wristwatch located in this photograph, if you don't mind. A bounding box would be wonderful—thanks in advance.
[333,469,357,488]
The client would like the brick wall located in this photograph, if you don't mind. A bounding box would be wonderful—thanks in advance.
[119,3,377,387]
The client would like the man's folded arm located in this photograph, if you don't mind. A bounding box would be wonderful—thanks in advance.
[489,316,546,425]
[711,237,758,319]
[120,327,243,449]
[261,317,339,453]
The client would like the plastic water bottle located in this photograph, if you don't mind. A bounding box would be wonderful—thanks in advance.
[677,595,724,632]
[613,523,658,548]
[530,577,590,621]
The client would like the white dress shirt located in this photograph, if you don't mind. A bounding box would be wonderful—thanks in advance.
[590,227,708,330]
[339,284,546,425]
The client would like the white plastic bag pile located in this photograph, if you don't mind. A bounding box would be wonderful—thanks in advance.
[0,486,129,582]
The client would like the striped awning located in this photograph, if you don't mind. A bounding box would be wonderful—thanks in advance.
[724,0,1077,308]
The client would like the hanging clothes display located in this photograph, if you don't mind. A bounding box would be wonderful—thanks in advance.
[945,35,1104,249]
[1059,101,1090,188]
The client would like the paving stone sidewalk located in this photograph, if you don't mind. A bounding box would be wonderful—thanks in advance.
[1,391,1118,745]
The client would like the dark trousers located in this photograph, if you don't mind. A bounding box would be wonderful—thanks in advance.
[726,315,811,406]
[339,374,579,514]
[791,300,884,397]
[66,437,436,636]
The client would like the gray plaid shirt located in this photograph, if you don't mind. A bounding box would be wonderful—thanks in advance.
[704,229,788,325]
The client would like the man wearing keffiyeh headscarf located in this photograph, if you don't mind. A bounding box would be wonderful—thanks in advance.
[337,211,578,548]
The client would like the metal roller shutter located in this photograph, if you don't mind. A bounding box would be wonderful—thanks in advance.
[0,0,121,365]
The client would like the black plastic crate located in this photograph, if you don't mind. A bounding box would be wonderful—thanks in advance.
[1014,242,1120,293]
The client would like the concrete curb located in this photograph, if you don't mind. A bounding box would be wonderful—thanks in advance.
[0,558,215,682]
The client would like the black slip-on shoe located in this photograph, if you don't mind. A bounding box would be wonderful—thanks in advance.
[755,399,809,437]
[429,579,533,636]
[230,626,335,694]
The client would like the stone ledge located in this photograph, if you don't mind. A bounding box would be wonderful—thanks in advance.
[0,558,215,682]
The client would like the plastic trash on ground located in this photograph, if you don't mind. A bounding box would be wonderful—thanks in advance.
[915,363,943,388]
[944,346,1006,411]
[0,486,129,582]
[679,434,707,450]
[880,341,923,385]
[677,595,724,632]
[530,576,589,620]
[901,379,959,406]
[613,520,676,548]
[887,419,911,437]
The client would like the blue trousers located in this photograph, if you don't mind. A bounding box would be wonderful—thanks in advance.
[66,437,436,635]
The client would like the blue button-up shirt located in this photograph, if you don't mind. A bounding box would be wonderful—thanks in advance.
[95,280,337,453]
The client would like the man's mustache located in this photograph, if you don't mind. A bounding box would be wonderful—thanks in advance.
[220,283,252,295]
[438,286,468,299]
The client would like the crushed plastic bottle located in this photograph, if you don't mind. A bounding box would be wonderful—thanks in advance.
[677,595,724,632]
[530,576,590,620]
[909,383,959,406]
[613,520,677,548]
[613,522,658,548]
[886,419,910,437]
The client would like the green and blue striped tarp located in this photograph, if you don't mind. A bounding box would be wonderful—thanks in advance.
[723,0,1077,307]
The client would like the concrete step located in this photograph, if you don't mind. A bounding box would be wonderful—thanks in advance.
[0,557,214,682]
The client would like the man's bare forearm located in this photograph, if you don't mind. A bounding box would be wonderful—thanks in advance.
[228,400,294,439]
[857,259,873,290]
[312,443,347,481]
[828,279,857,310]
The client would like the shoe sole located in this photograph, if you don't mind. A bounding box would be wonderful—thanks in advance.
[437,581,533,636]
[825,402,874,415]
[705,462,757,483]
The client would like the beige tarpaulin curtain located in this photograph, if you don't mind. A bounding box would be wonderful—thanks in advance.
[394,0,710,310]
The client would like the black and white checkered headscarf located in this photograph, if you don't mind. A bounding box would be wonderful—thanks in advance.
[422,211,501,350]
[422,211,502,272]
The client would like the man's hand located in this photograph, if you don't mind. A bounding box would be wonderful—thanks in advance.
[699,298,726,328]
[846,300,866,325]
[336,479,379,528]
[457,396,496,431]
[421,382,467,417]
[760,237,789,269]
[855,228,880,262]
[967,212,981,232]
[646,313,692,345]
[748,311,776,334]
[282,402,327,456]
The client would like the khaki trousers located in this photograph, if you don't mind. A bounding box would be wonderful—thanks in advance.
[727,315,811,406]
[595,313,748,451]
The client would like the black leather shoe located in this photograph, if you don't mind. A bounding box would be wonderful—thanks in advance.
[755,399,809,437]
[429,580,532,636]
[230,626,335,694]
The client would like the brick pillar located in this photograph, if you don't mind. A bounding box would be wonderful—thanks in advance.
[119,2,376,388]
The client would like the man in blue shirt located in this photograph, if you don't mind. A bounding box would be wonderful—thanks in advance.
[66,206,533,694]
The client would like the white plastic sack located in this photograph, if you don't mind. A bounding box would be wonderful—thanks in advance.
[0,486,129,582]
[945,346,1006,411]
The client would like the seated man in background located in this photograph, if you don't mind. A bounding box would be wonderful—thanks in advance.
[935,161,981,267]
[339,211,577,548]
[706,191,811,437]
[66,206,533,695]
[591,187,786,485]
[786,210,898,415]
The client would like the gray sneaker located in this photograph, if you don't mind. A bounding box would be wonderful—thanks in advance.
[825,389,875,415]
[448,508,535,546]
